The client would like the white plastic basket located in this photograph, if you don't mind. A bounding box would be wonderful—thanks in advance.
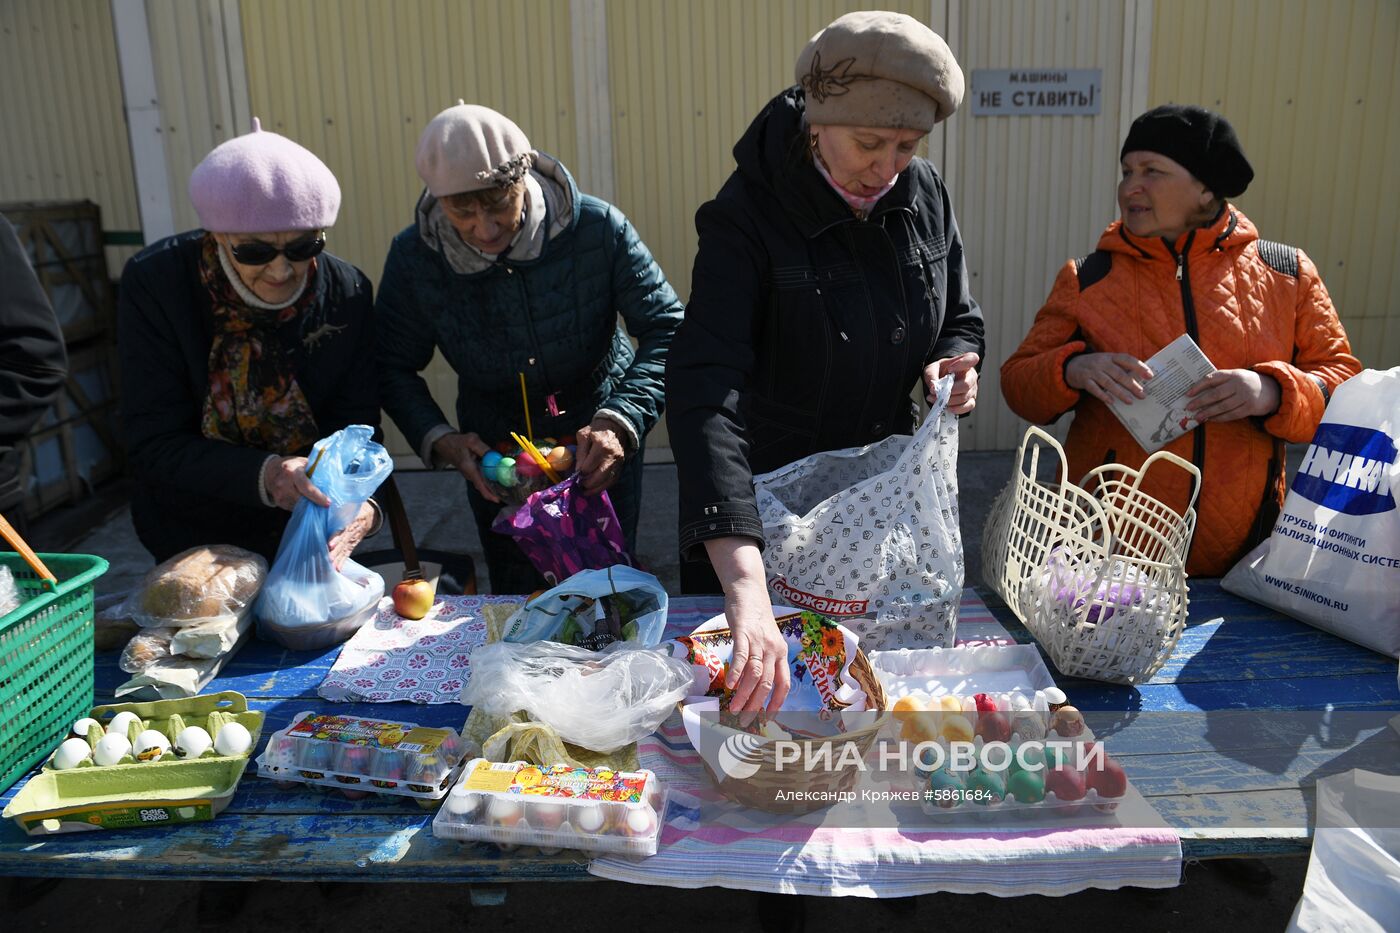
[988,427,1201,685]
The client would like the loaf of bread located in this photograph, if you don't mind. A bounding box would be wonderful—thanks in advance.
[134,545,268,627]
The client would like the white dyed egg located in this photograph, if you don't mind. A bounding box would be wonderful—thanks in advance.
[571,802,606,834]
[93,733,133,766]
[134,729,171,762]
[106,711,142,738]
[72,717,101,738]
[52,737,92,770]
[444,787,481,819]
[213,721,252,757]
[622,807,656,838]
[486,796,522,827]
[530,801,568,830]
[174,726,213,759]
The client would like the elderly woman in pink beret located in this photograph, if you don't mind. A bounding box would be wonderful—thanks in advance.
[118,119,381,565]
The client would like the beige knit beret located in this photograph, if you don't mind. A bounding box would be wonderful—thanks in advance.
[795,11,964,132]
[414,102,533,197]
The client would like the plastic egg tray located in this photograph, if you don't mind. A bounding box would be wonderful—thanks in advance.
[913,747,1129,823]
[433,759,667,858]
[2,691,263,835]
[255,711,468,801]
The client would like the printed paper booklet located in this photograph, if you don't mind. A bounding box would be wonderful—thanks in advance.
[1110,333,1216,452]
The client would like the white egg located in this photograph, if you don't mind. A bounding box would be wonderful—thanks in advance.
[444,787,481,818]
[174,726,213,759]
[106,711,142,738]
[213,721,253,757]
[52,737,92,770]
[134,729,171,762]
[93,733,133,766]
[72,717,101,738]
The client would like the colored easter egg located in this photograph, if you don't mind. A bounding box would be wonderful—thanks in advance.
[516,453,543,477]
[940,714,974,743]
[1045,765,1087,801]
[495,459,518,487]
[481,450,502,470]
[966,767,1006,804]
[547,445,574,473]
[927,767,965,808]
[1007,768,1046,803]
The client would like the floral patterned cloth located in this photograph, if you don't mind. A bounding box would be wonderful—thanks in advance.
[317,595,518,704]
[199,233,321,455]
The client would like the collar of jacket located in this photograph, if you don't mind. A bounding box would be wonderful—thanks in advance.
[776,147,917,239]
[1101,201,1256,262]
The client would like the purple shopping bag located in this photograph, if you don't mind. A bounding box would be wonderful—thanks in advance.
[491,474,633,585]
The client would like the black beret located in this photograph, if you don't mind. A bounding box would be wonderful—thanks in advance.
[1120,105,1254,199]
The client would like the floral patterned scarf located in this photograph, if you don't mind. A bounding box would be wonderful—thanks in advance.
[199,234,321,455]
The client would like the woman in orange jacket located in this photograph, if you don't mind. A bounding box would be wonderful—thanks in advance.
[1001,105,1360,575]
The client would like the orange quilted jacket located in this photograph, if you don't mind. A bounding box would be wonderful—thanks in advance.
[1001,206,1360,575]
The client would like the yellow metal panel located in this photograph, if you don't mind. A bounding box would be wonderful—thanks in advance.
[943,0,1140,450]
[0,0,141,275]
[1150,0,1400,370]
[237,0,581,457]
[606,1,930,457]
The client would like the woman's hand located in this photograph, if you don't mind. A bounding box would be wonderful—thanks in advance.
[575,417,627,494]
[704,537,790,715]
[1185,369,1280,422]
[1065,352,1154,406]
[264,456,332,510]
[327,501,375,571]
[432,432,500,503]
[924,352,980,414]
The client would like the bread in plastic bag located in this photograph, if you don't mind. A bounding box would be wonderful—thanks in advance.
[120,627,175,673]
[460,640,695,753]
[124,545,267,628]
[256,425,392,651]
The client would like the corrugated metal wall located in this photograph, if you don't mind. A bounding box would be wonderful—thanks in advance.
[1150,0,1400,369]
[0,0,141,275]
[944,0,1149,451]
[238,0,582,458]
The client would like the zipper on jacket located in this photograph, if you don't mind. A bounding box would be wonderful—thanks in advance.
[1165,232,1206,475]
[507,262,560,438]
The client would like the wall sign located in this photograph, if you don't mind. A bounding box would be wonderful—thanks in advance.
[970,69,1102,116]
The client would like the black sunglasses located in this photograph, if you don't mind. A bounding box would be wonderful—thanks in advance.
[229,233,326,265]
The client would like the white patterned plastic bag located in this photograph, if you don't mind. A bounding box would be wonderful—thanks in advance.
[1223,369,1400,658]
[752,376,962,651]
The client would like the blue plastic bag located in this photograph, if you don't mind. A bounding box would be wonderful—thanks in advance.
[256,425,393,650]
[502,566,669,648]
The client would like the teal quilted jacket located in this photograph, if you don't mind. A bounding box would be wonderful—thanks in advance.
[376,155,682,457]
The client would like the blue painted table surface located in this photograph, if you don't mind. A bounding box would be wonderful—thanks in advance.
[1,582,1396,882]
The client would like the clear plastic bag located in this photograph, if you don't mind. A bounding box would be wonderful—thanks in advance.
[460,640,695,753]
[119,627,175,673]
[256,425,392,651]
[123,545,267,628]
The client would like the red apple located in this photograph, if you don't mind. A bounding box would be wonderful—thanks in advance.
[1045,765,1086,801]
[974,711,1012,743]
[1086,756,1129,798]
[392,576,435,620]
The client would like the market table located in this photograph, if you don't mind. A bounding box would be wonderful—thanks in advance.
[1,580,1396,885]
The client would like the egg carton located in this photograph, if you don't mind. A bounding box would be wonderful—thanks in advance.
[2,691,264,835]
[433,759,667,858]
[917,778,1127,822]
[255,711,468,802]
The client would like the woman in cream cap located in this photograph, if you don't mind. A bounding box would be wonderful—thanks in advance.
[118,119,381,565]
[377,103,682,593]
[667,11,985,712]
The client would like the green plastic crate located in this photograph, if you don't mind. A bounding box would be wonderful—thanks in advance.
[0,552,109,794]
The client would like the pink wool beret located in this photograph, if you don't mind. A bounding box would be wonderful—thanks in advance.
[188,118,341,233]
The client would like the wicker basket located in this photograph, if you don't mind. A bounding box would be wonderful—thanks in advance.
[686,649,889,815]
[988,427,1201,685]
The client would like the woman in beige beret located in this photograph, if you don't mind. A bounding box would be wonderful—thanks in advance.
[667,11,985,712]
